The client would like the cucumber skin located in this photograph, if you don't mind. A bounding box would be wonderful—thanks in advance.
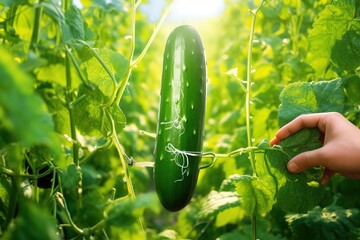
[154,25,207,212]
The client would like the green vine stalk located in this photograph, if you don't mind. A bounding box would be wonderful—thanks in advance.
[245,1,267,239]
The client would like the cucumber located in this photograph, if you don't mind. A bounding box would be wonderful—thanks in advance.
[154,25,207,212]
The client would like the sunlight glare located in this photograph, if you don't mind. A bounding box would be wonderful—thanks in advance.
[169,0,224,21]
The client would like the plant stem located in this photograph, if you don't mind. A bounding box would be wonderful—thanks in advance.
[108,109,145,231]
[246,8,258,178]
[56,192,84,235]
[6,176,19,229]
[114,0,178,105]
[65,52,79,167]
[29,1,42,51]
[251,215,257,240]
[130,0,177,68]
[65,50,82,212]
[111,123,136,200]
[64,0,72,11]
[245,2,267,239]
[89,219,106,233]
[65,45,93,89]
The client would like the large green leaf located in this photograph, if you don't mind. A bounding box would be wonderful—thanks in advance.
[83,49,129,100]
[267,146,325,213]
[0,47,55,146]
[197,190,241,220]
[278,79,344,126]
[307,1,357,75]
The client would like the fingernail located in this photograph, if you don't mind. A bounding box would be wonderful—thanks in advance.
[287,161,299,173]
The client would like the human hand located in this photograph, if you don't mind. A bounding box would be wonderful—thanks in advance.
[270,112,360,183]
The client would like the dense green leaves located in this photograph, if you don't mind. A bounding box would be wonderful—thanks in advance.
[287,206,360,240]
[105,193,160,227]
[73,48,128,137]
[307,0,360,74]
[2,200,58,240]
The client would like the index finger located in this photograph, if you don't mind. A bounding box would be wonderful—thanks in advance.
[274,113,329,141]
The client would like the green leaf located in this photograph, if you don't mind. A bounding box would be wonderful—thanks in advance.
[35,64,67,87]
[287,206,360,240]
[307,2,357,75]
[220,174,246,191]
[61,163,81,189]
[216,230,244,240]
[0,176,11,225]
[278,79,344,126]
[41,1,65,25]
[221,168,279,216]
[332,0,356,17]
[197,190,241,220]
[37,84,71,135]
[79,189,106,226]
[73,48,128,137]
[331,28,360,71]
[74,84,126,137]
[234,175,274,216]
[83,49,129,100]
[342,75,360,105]
[1,0,27,6]
[74,84,105,137]
[108,103,126,134]
[0,47,55,146]
[105,193,160,227]
[267,148,325,213]
[2,200,58,240]
[64,5,85,41]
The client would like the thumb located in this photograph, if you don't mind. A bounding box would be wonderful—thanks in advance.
[287,149,323,173]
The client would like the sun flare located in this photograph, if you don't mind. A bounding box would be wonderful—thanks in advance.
[169,0,224,21]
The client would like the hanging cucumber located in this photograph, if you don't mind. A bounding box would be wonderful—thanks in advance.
[154,25,207,212]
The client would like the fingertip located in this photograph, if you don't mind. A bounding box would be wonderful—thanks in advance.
[269,137,279,146]
[287,161,300,173]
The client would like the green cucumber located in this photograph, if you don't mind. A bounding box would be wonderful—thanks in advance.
[154,25,207,212]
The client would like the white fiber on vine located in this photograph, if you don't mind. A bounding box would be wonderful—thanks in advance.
[165,143,202,182]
